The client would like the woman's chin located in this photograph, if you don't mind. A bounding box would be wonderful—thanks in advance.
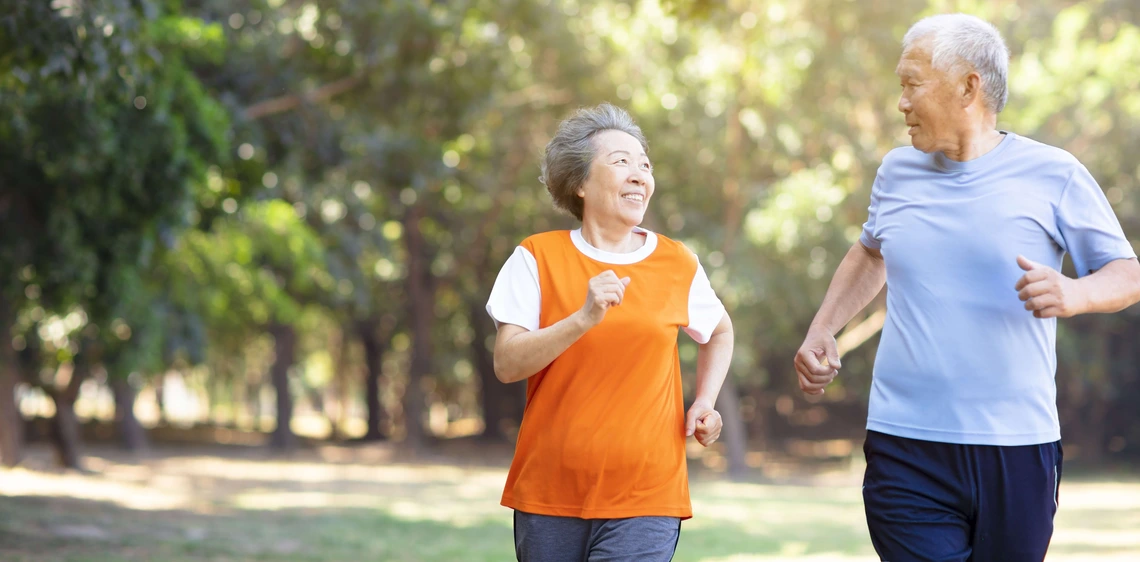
[588,208,647,229]
[619,209,647,227]
[624,216,646,229]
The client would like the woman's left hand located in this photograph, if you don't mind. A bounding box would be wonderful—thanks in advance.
[685,400,722,447]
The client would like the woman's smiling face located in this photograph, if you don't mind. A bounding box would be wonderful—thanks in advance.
[578,129,655,228]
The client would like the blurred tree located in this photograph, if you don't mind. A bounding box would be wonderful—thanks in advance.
[0,0,229,467]
[8,0,1140,469]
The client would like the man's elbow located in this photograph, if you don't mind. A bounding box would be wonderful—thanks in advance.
[857,241,884,261]
[1125,258,1140,308]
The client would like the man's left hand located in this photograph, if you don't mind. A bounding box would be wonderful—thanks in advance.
[1015,255,1087,318]
[686,400,722,447]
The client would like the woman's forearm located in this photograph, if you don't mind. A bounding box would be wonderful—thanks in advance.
[493,312,592,383]
[693,313,734,406]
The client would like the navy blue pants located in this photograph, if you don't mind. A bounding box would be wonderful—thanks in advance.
[862,430,1062,562]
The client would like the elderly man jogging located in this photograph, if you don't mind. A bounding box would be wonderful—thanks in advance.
[795,14,1140,562]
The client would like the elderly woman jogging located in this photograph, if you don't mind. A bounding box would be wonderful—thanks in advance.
[486,103,734,562]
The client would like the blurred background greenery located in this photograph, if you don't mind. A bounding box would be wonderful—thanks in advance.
[2,0,1140,558]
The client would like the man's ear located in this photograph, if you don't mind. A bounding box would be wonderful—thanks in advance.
[962,71,983,108]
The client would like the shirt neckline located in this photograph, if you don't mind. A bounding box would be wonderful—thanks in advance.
[934,131,1014,172]
[570,227,658,265]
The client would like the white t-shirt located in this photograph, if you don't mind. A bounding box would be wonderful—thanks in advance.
[486,228,726,343]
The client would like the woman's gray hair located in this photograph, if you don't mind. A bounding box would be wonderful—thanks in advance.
[902,14,1010,113]
[540,103,648,221]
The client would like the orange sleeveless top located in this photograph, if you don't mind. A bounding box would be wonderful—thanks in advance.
[502,230,700,519]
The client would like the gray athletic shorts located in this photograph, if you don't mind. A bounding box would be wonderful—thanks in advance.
[513,510,682,562]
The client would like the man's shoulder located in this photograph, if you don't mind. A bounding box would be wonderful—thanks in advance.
[1004,132,1082,168]
[876,145,932,177]
[882,145,924,164]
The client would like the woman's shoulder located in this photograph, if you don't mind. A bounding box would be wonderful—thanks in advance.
[518,230,573,251]
[649,232,699,262]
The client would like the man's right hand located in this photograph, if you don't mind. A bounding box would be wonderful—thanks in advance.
[578,270,631,329]
[794,326,841,395]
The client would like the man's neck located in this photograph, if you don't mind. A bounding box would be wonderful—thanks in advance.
[942,116,1003,162]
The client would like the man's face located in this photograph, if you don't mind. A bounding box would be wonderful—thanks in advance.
[896,39,965,153]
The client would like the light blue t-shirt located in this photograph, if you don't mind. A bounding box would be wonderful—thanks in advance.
[860,132,1136,446]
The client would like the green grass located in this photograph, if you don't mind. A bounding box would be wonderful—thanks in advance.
[2,446,1139,561]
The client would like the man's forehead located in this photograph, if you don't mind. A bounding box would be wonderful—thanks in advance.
[895,60,919,76]
[895,49,930,76]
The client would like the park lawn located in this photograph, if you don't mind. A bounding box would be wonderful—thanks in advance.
[1,445,1139,561]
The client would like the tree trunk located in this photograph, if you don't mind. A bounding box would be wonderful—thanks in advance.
[110,375,148,452]
[358,319,388,441]
[714,87,751,480]
[0,366,19,467]
[154,375,167,426]
[247,379,262,431]
[472,301,523,442]
[49,363,88,470]
[452,123,533,444]
[403,205,434,449]
[51,397,83,469]
[0,293,22,467]
[326,325,350,442]
[268,323,297,450]
[716,375,749,480]
[473,302,504,442]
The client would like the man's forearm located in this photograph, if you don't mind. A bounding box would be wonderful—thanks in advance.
[810,242,887,335]
[1077,258,1140,314]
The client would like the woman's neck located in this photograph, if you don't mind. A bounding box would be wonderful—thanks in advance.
[579,218,644,253]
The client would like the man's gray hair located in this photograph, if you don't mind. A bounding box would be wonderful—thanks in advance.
[540,103,648,221]
[903,14,1011,113]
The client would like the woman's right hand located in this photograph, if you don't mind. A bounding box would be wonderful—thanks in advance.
[579,270,631,329]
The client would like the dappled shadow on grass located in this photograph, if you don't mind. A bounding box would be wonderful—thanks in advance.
[4,492,1140,562]
[0,493,875,562]
[676,518,873,561]
[5,444,1140,562]
[0,494,516,562]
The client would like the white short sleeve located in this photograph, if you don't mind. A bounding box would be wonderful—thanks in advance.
[682,256,726,344]
[486,246,541,332]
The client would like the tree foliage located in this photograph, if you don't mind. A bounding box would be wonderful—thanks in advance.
[5,0,1140,466]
